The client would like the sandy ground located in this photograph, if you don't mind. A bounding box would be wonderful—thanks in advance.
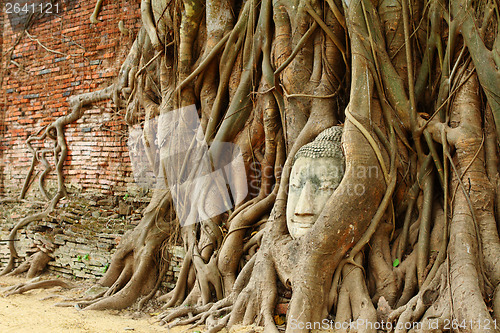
[0,275,195,333]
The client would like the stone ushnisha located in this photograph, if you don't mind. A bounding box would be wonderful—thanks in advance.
[293,125,344,162]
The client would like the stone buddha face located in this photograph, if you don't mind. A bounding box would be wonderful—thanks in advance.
[286,126,344,239]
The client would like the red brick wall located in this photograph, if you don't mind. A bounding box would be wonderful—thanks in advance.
[0,0,142,197]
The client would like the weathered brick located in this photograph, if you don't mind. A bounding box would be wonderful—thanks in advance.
[0,0,142,198]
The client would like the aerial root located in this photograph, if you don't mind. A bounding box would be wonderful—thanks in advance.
[6,250,52,279]
[158,255,259,328]
[190,305,233,328]
[332,253,377,332]
[54,299,101,308]
[192,246,224,304]
[5,261,30,277]
[158,303,214,325]
[2,278,74,296]
[75,299,103,309]
[53,288,107,308]
[227,254,278,332]
[169,304,234,328]
[396,252,418,308]
[388,265,444,332]
[53,285,118,309]
[54,302,78,308]
[206,313,231,333]
[50,284,109,307]
[2,86,115,278]
[137,258,168,310]
[159,294,235,328]
[494,285,500,322]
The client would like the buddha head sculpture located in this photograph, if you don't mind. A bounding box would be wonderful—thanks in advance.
[286,126,345,239]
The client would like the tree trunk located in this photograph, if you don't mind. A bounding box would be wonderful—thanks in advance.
[5,0,500,332]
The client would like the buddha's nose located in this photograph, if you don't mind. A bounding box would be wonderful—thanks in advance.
[295,181,314,216]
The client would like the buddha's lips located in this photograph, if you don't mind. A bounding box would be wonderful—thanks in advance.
[290,217,316,227]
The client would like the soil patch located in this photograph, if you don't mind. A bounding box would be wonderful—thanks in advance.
[0,275,165,333]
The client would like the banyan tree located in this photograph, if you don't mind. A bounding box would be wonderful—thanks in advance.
[3,0,500,332]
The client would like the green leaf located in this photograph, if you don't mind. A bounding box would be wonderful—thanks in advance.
[393,259,400,267]
[83,254,89,260]
[77,255,82,262]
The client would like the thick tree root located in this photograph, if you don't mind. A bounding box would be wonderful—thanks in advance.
[333,253,378,333]
[158,254,258,329]
[2,278,74,296]
[388,264,446,333]
[6,251,51,279]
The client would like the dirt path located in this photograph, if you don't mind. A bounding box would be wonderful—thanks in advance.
[0,276,166,333]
